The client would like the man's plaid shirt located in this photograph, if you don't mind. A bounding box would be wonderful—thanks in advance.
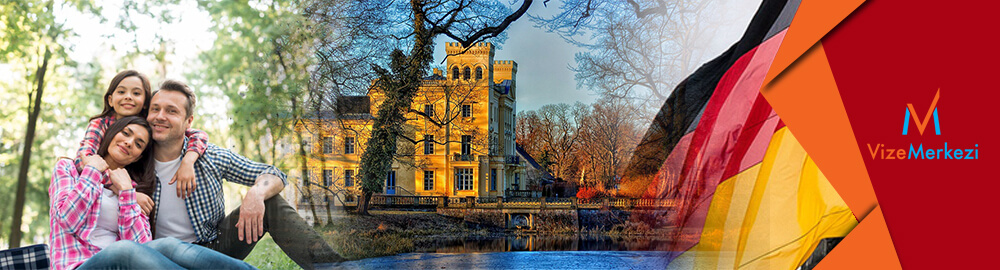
[152,139,288,244]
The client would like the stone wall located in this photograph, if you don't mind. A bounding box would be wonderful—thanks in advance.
[533,209,578,233]
[438,208,580,232]
[437,208,505,228]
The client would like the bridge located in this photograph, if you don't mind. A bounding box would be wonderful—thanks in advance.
[342,195,674,209]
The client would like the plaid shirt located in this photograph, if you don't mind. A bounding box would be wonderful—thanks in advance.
[152,139,288,244]
[48,159,150,270]
[75,116,209,169]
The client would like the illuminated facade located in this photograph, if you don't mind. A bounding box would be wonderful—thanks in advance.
[290,42,523,210]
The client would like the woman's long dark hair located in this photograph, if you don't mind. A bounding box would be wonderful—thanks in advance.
[96,116,156,197]
[90,70,152,121]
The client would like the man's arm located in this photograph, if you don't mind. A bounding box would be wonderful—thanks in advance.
[237,173,284,244]
[210,144,289,187]
[206,144,289,243]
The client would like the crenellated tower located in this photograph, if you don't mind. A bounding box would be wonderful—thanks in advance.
[445,42,495,82]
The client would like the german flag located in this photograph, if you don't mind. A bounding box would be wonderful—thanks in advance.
[620,0,858,268]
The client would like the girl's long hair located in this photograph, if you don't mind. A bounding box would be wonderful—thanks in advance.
[90,70,152,121]
[96,116,156,197]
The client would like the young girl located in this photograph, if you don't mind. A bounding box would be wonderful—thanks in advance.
[76,70,208,201]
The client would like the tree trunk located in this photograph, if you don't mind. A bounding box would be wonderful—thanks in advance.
[357,0,434,215]
[358,191,372,215]
[10,47,51,248]
[292,96,321,226]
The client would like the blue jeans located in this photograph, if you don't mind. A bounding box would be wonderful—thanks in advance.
[76,240,183,269]
[77,238,256,270]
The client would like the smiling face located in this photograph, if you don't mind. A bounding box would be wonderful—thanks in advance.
[104,123,150,167]
[108,76,146,118]
[147,89,192,144]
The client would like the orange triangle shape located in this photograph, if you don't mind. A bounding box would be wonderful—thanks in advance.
[762,43,878,219]
[764,0,866,86]
[815,206,901,269]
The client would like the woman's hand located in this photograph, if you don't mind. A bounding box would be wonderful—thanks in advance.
[107,168,134,192]
[136,193,154,215]
[82,155,108,172]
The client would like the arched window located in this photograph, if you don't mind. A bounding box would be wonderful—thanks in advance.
[475,67,483,80]
[452,67,460,80]
[463,67,471,80]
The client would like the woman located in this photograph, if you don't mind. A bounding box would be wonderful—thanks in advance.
[49,116,254,270]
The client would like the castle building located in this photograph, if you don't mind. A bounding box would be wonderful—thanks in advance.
[289,42,523,211]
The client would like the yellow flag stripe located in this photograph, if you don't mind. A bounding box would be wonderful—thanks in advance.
[674,127,857,270]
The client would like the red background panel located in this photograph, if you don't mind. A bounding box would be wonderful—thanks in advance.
[823,0,1000,268]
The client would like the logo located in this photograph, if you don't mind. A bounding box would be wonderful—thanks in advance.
[866,89,979,161]
[902,89,940,135]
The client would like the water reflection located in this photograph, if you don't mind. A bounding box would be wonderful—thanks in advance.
[415,235,673,253]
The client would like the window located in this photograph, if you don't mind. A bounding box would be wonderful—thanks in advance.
[452,67,460,80]
[386,171,396,194]
[344,137,355,154]
[323,195,329,203]
[344,169,354,187]
[323,169,333,186]
[490,169,497,191]
[513,173,520,189]
[475,67,483,80]
[323,137,333,154]
[463,67,471,80]
[345,195,355,202]
[455,168,473,190]
[423,170,434,190]
[424,135,434,154]
[299,195,309,204]
[461,104,472,117]
[461,135,472,156]
[424,104,434,117]
[303,138,312,152]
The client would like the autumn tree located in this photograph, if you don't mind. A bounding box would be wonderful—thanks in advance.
[577,97,643,189]
[529,103,586,180]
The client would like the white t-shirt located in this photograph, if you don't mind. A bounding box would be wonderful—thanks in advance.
[154,157,197,242]
[90,188,119,249]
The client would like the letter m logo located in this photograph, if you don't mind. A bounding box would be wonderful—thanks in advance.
[903,89,941,135]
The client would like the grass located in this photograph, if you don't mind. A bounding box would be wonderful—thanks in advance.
[245,235,300,270]
[243,210,479,267]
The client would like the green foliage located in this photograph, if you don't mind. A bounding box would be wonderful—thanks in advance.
[0,0,102,247]
[194,0,315,166]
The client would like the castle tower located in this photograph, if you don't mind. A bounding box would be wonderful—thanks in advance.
[445,42,495,82]
[492,60,517,84]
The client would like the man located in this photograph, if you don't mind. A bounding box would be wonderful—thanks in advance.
[146,80,342,269]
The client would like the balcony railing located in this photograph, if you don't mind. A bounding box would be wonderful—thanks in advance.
[506,155,520,164]
[505,189,540,198]
[453,153,476,161]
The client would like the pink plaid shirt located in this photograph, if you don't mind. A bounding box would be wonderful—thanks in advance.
[48,158,151,270]
[75,116,209,169]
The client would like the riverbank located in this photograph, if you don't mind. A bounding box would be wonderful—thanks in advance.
[316,210,497,260]
[315,210,670,260]
[243,209,671,268]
